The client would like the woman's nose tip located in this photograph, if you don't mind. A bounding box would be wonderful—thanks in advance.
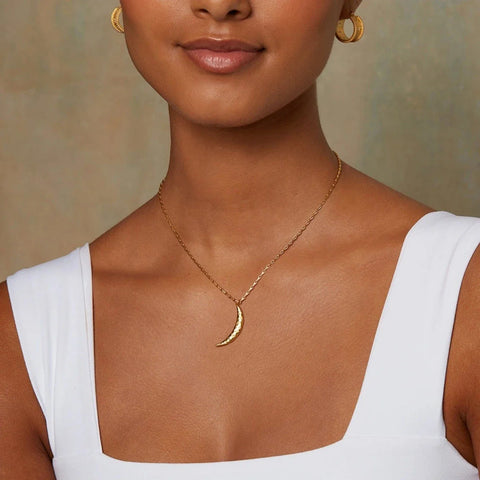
[191,0,252,22]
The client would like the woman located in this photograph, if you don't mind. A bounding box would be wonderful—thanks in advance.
[1,0,479,478]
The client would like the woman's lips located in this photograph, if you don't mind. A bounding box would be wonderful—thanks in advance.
[182,48,264,74]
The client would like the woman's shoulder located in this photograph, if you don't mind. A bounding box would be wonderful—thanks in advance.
[88,195,177,277]
[346,163,480,462]
[7,244,85,279]
[0,246,88,469]
[337,163,479,255]
[443,240,480,465]
[0,281,55,474]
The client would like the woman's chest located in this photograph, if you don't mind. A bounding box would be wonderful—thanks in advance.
[92,258,390,463]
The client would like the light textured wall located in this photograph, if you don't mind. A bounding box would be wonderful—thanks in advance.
[1,1,479,279]
[320,1,479,216]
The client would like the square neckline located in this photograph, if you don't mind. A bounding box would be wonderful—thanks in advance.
[79,211,443,467]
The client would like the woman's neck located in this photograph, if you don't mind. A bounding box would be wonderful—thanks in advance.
[162,85,340,253]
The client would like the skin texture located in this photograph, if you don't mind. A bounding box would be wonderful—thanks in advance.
[1,0,479,475]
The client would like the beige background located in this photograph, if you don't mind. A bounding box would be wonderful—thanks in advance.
[1,1,479,279]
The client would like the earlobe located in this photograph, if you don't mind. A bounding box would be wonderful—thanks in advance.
[340,0,363,20]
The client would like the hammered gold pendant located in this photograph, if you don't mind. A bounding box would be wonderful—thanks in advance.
[216,304,244,347]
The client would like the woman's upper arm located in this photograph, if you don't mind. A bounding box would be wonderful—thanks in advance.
[0,281,55,479]
[446,244,480,466]
[463,245,480,465]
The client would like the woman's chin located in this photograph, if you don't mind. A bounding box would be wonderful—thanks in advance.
[169,101,273,129]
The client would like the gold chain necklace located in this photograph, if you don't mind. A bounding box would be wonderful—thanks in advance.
[157,152,343,347]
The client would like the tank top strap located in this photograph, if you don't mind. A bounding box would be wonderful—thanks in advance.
[6,245,101,458]
[347,211,480,439]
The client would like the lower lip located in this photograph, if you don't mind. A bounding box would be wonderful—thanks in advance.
[182,48,263,74]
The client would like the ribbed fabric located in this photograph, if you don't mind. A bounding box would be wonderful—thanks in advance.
[6,211,480,479]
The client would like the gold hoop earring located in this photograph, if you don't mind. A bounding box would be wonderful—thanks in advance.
[335,14,364,43]
[111,7,124,34]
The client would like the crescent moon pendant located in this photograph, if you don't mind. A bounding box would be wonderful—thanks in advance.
[216,304,244,347]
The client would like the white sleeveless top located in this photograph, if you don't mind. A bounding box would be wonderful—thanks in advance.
[6,211,480,479]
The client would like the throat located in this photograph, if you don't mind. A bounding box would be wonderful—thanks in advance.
[157,150,341,254]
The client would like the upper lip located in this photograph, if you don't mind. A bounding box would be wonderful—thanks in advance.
[180,38,264,52]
